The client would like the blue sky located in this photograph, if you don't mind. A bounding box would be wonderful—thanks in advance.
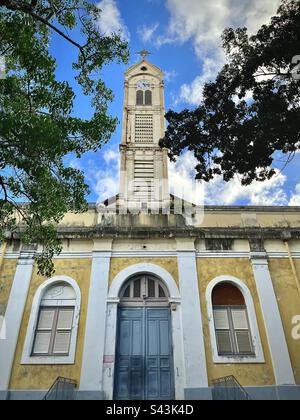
[51,0,300,206]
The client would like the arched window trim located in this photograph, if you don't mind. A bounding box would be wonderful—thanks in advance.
[21,276,81,365]
[119,274,169,307]
[205,275,265,364]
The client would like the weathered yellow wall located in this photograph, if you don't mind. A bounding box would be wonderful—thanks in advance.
[197,258,275,387]
[9,259,92,390]
[0,259,17,315]
[109,257,179,287]
[269,259,300,385]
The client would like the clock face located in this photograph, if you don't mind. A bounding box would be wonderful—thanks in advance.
[137,79,151,90]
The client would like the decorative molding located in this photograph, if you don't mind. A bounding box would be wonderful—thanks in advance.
[4,250,300,260]
[205,275,265,364]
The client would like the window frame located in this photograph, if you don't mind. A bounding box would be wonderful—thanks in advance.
[205,276,265,364]
[213,305,255,357]
[32,306,75,357]
[21,276,81,365]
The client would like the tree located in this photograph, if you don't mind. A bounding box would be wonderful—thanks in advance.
[0,0,129,276]
[160,0,300,185]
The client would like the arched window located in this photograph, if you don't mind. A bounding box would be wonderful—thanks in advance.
[136,90,152,106]
[136,90,144,106]
[145,90,152,106]
[32,284,76,356]
[22,277,81,365]
[205,276,265,363]
[120,275,169,306]
[212,283,254,356]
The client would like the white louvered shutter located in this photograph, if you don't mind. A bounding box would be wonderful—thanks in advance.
[33,332,51,354]
[38,309,55,330]
[232,309,253,354]
[235,331,253,354]
[216,331,233,354]
[33,309,55,354]
[53,332,71,354]
[214,309,230,330]
[53,309,74,355]
[57,309,74,330]
[231,310,248,330]
[214,309,233,354]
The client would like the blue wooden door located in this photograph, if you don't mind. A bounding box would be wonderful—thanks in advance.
[114,307,174,400]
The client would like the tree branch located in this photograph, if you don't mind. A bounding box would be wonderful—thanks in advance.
[0,0,86,56]
[0,176,8,203]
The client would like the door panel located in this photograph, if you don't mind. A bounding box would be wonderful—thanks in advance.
[115,309,144,400]
[114,307,174,400]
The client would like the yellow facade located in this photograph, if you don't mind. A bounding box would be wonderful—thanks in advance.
[109,257,179,287]
[9,259,91,390]
[3,249,300,391]
[197,258,275,386]
[0,259,18,315]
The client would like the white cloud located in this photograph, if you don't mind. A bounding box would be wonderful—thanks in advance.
[103,148,119,163]
[68,158,83,171]
[169,151,288,206]
[158,0,281,105]
[86,147,120,202]
[204,171,288,206]
[164,69,178,83]
[138,23,159,44]
[178,53,225,104]
[289,183,300,206]
[97,0,130,41]
[169,152,204,205]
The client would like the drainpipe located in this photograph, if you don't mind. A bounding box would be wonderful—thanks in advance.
[284,240,300,298]
[0,241,7,272]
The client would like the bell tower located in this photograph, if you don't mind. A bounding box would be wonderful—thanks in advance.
[119,53,169,212]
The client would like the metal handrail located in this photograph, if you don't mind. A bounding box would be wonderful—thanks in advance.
[43,377,77,401]
[212,375,253,400]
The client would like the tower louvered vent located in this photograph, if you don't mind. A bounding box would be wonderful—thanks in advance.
[135,114,153,143]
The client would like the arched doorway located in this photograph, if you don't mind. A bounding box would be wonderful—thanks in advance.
[114,274,175,400]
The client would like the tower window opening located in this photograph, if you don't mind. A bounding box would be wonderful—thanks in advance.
[136,90,152,106]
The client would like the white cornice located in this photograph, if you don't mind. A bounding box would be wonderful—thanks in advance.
[4,250,300,260]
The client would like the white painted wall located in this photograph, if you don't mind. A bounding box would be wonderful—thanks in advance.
[251,254,295,385]
[80,251,111,392]
[177,250,209,391]
[0,252,35,390]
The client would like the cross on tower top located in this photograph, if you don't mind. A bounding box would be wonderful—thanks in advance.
[136,49,151,60]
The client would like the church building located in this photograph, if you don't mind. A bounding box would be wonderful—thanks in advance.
[0,56,300,400]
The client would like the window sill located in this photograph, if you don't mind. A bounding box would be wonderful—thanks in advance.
[21,355,75,365]
[213,354,265,364]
